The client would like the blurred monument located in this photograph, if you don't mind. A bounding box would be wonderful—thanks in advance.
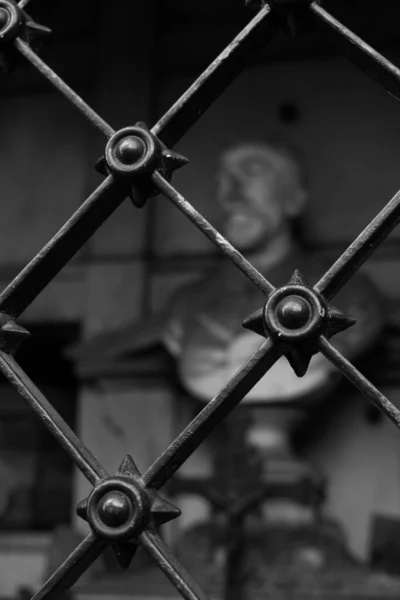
[162,141,389,597]
[164,140,382,479]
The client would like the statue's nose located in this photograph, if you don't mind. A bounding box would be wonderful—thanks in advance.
[223,183,247,209]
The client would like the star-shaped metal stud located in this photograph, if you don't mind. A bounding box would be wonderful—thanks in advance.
[242,270,356,377]
[0,1,51,74]
[76,454,181,568]
[94,122,188,209]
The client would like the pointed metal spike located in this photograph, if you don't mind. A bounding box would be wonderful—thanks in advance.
[135,121,149,131]
[285,346,313,377]
[129,185,146,208]
[76,498,89,521]
[95,156,108,176]
[288,269,307,286]
[151,494,181,525]
[242,307,265,337]
[113,542,138,569]
[0,320,30,353]
[1,320,30,339]
[327,305,357,336]
[162,150,189,172]
[117,455,141,478]
[26,20,52,36]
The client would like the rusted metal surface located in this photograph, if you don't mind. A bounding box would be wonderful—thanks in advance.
[0,0,398,598]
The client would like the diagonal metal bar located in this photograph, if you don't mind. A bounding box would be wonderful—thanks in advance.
[18,0,31,7]
[317,336,400,428]
[13,38,114,138]
[152,171,275,296]
[0,7,279,320]
[152,4,278,148]
[308,2,400,104]
[142,339,281,490]
[140,529,210,600]
[314,189,400,300]
[0,351,108,484]
[32,533,106,600]
[0,176,127,318]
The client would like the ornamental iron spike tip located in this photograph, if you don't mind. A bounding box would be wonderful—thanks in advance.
[327,305,357,336]
[135,120,148,130]
[117,454,141,479]
[161,149,189,172]
[113,541,138,569]
[0,318,30,353]
[242,307,265,337]
[1,319,30,339]
[150,493,182,525]
[94,156,108,176]
[284,345,313,377]
[76,498,88,521]
[24,18,52,39]
[129,184,147,208]
[288,269,307,286]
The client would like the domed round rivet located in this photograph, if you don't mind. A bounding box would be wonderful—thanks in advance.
[114,136,145,165]
[0,8,9,29]
[97,490,131,528]
[276,295,312,330]
[0,0,23,43]
[104,125,161,179]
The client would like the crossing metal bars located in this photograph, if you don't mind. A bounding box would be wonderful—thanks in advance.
[0,0,398,598]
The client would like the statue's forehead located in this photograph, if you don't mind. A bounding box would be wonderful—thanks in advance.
[221,145,288,178]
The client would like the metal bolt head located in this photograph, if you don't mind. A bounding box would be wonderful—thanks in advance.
[115,136,145,165]
[86,476,149,540]
[0,1,23,42]
[264,279,325,343]
[105,125,161,180]
[0,8,9,30]
[275,295,312,330]
[97,490,132,527]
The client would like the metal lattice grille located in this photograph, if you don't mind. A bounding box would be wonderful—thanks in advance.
[0,0,399,598]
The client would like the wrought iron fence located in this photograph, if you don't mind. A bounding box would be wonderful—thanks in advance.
[0,0,399,598]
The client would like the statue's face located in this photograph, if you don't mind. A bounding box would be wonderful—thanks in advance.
[217,145,306,251]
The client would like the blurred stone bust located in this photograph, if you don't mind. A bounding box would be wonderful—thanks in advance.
[218,142,307,264]
[163,141,382,405]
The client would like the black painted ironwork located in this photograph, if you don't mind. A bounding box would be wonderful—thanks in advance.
[0,0,398,598]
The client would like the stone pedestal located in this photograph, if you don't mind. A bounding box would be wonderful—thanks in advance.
[169,400,400,600]
[246,404,324,523]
